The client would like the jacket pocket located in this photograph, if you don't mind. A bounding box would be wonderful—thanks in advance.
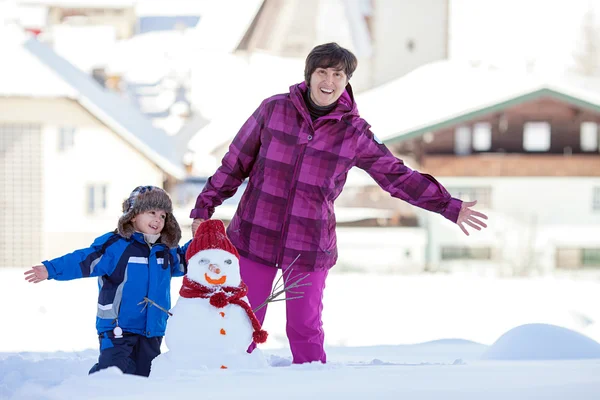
[319,211,337,254]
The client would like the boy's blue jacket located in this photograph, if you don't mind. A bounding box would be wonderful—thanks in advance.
[43,232,190,337]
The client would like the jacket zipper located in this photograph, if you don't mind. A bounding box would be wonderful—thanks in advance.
[277,90,342,268]
[276,141,308,268]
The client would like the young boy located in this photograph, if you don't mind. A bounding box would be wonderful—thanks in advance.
[24,185,190,377]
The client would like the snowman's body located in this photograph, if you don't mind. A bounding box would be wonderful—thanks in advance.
[151,246,267,375]
[165,296,257,365]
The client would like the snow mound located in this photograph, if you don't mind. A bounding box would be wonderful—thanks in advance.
[415,338,482,346]
[482,323,600,360]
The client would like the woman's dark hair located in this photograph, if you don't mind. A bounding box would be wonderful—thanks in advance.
[304,42,358,84]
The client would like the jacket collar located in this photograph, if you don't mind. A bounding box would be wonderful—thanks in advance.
[131,231,165,247]
[289,81,359,125]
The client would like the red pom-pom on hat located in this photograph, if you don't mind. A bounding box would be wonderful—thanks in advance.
[186,220,239,262]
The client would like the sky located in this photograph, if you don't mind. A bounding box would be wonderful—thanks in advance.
[2,267,600,399]
[449,0,600,74]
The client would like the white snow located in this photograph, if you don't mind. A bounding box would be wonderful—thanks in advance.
[186,51,305,175]
[18,0,135,6]
[0,24,77,98]
[2,266,600,399]
[482,323,600,360]
[187,0,263,53]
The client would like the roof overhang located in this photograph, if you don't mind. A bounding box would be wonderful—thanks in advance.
[384,87,600,145]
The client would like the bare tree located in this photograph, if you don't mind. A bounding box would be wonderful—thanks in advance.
[572,8,600,77]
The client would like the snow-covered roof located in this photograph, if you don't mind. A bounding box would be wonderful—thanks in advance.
[0,29,76,97]
[186,51,304,176]
[107,30,196,81]
[18,0,135,8]
[357,60,600,144]
[135,0,209,16]
[189,0,263,52]
[0,26,185,179]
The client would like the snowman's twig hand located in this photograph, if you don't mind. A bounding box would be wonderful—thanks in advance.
[267,296,303,303]
[139,297,173,316]
[252,255,312,313]
[270,254,302,293]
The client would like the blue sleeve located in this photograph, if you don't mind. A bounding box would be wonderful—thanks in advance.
[170,240,191,277]
[43,233,122,281]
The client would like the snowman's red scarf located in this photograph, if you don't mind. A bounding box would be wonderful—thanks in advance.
[179,276,268,344]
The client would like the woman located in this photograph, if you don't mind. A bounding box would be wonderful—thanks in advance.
[190,42,488,364]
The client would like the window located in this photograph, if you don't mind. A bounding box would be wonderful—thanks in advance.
[594,187,600,211]
[580,122,599,152]
[583,249,600,266]
[473,122,492,151]
[556,248,579,269]
[58,126,76,152]
[454,126,471,155]
[557,248,600,269]
[523,122,551,151]
[447,187,492,208]
[441,247,492,260]
[87,184,108,214]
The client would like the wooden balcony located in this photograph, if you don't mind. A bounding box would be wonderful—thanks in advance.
[421,154,600,177]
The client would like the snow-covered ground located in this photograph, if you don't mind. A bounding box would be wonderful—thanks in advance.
[2,267,600,399]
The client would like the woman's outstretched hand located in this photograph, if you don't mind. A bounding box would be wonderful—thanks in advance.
[192,218,205,236]
[24,265,48,283]
[457,200,488,236]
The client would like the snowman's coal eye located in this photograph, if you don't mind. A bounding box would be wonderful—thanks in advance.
[199,258,209,264]
[224,259,232,265]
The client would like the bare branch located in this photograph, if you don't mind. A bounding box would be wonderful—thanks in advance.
[139,297,173,316]
[252,255,312,313]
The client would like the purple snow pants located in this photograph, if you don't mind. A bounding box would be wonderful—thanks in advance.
[240,256,328,364]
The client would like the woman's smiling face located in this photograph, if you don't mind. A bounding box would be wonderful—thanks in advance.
[308,66,348,107]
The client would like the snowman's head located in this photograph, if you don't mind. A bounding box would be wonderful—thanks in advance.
[186,248,241,287]
[185,220,241,288]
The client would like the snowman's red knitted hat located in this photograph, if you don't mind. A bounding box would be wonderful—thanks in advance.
[186,220,239,262]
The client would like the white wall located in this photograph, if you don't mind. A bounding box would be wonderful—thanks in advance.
[438,176,600,225]
[0,97,169,262]
[371,0,448,87]
[335,227,426,273]
[424,176,600,273]
[40,107,165,259]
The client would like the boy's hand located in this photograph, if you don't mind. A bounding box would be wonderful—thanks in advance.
[192,218,205,236]
[24,265,49,283]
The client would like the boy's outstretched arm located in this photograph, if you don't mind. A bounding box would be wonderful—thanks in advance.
[24,265,49,283]
[27,233,121,282]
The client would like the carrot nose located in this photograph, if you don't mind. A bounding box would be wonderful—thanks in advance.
[209,264,221,274]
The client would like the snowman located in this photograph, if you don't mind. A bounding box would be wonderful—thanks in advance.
[151,220,268,375]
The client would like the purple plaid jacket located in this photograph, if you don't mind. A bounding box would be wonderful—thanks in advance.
[191,82,462,271]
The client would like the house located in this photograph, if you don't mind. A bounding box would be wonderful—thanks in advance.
[357,60,600,274]
[0,26,185,268]
[235,0,450,91]
[9,0,453,179]
[15,0,137,39]
[7,0,138,82]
